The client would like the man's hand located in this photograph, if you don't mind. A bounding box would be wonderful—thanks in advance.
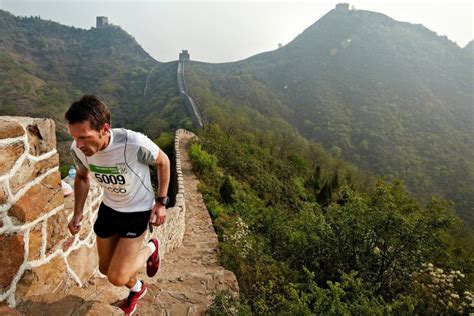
[150,203,166,226]
[68,213,83,235]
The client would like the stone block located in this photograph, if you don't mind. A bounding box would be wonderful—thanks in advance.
[9,153,59,195]
[0,181,7,204]
[45,210,69,254]
[8,172,63,223]
[0,303,20,315]
[16,256,67,299]
[67,246,98,284]
[0,233,25,291]
[0,119,24,140]
[28,223,43,261]
[0,142,25,177]
[62,236,74,252]
[26,119,56,156]
[79,214,92,241]
[91,200,101,212]
[15,292,95,315]
[64,194,74,211]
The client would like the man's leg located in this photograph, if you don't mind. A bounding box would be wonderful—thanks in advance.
[96,234,120,276]
[107,231,153,288]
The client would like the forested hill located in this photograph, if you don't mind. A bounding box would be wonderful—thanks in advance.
[185,6,474,225]
[465,40,474,55]
[0,10,189,145]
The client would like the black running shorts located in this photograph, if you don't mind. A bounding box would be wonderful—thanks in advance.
[93,203,151,239]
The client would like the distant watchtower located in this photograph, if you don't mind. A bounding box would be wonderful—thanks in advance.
[335,3,350,11]
[96,16,109,28]
[179,50,190,61]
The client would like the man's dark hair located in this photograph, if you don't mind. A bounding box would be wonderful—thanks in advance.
[65,95,111,131]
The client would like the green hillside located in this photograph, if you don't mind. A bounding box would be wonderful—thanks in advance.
[185,6,474,225]
[189,106,474,314]
[464,40,474,54]
[0,10,188,162]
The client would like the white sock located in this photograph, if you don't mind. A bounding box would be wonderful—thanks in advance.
[130,280,142,292]
[147,240,156,254]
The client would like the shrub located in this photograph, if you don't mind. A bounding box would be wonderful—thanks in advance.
[189,143,219,181]
[207,290,251,316]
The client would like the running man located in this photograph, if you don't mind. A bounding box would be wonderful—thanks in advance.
[65,95,170,314]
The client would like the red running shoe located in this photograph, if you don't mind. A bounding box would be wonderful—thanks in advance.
[119,280,147,315]
[146,238,161,277]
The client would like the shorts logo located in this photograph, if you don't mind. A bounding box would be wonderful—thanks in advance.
[126,232,137,237]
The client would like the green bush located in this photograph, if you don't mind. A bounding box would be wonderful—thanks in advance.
[189,143,219,180]
[207,290,251,316]
[154,131,174,154]
[220,176,236,204]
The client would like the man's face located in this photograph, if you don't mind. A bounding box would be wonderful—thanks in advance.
[68,120,109,156]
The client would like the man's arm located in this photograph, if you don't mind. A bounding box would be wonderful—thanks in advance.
[68,167,90,235]
[156,150,170,198]
[150,150,170,226]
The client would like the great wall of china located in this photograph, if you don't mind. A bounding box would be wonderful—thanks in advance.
[0,117,238,314]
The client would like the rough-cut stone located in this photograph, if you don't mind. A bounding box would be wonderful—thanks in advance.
[0,142,25,177]
[9,154,59,195]
[0,181,7,204]
[79,214,93,241]
[16,292,101,316]
[0,302,20,315]
[28,223,43,261]
[62,236,74,252]
[46,210,69,254]
[8,172,63,223]
[27,119,56,156]
[64,194,74,213]
[0,120,24,140]
[0,233,25,291]
[67,246,98,283]
[16,256,67,299]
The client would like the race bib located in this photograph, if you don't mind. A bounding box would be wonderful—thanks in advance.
[90,163,130,195]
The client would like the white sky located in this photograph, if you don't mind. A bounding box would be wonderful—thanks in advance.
[0,0,472,63]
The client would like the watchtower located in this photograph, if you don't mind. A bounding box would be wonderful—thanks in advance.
[179,50,190,61]
[96,16,109,28]
[335,3,350,11]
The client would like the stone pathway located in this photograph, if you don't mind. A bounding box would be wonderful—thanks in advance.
[16,134,238,315]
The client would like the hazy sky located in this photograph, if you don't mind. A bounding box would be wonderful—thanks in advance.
[0,0,472,63]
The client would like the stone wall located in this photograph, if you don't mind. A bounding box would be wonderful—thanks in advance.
[0,116,103,307]
[0,117,191,308]
[147,128,192,254]
[177,62,204,129]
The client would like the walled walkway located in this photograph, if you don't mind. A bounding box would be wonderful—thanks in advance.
[16,133,238,315]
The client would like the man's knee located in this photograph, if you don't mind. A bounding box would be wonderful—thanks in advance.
[107,269,130,287]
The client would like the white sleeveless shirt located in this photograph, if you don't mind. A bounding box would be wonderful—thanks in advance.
[71,128,160,213]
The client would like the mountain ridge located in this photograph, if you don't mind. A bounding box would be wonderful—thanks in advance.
[0,6,472,223]
[185,6,474,224]
[0,9,190,166]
